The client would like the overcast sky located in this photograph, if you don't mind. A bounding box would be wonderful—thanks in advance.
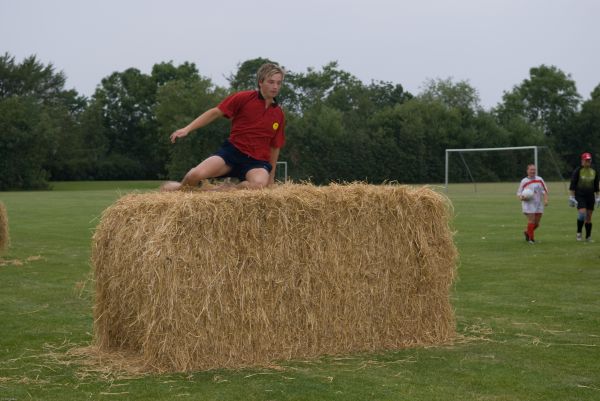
[1,0,599,109]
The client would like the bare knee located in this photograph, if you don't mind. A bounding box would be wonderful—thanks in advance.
[184,167,204,183]
[242,169,269,189]
[160,181,182,192]
[182,165,213,187]
[182,156,229,187]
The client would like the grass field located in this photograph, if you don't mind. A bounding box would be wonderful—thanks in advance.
[0,181,598,401]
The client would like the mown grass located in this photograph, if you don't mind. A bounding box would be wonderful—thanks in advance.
[0,181,598,400]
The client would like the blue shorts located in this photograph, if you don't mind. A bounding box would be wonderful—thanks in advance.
[213,140,272,181]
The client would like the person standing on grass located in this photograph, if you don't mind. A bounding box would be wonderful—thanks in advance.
[160,63,286,192]
[517,164,549,244]
[568,152,600,242]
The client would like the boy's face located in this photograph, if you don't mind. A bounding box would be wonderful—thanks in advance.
[582,158,592,167]
[527,165,536,177]
[259,73,283,100]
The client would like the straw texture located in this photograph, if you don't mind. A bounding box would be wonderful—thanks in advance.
[92,183,457,372]
[0,202,8,251]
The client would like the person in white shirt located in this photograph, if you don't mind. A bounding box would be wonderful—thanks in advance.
[517,164,549,244]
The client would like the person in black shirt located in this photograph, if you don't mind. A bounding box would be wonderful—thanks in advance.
[568,152,600,241]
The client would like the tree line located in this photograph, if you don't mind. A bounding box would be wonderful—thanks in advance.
[1,53,599,190]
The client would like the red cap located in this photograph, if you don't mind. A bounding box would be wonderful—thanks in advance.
[581,152,592,160]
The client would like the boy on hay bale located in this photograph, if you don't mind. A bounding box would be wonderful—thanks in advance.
[160,62,286,192]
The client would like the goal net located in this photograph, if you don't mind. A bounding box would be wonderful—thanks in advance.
[444,146,565,192]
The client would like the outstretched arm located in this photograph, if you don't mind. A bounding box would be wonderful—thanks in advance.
[170,107,224,143]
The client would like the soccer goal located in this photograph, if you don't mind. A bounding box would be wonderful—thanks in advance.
[444,146,564,192]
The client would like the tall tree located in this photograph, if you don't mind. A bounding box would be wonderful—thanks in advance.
[418,77,481,113]
[496,65,581,138]
[155,75,228,180]
[564,83,600,167]
[374,98,464,182]
[366,80,412,110]
[0,96,49,189]
[0,53,84,189]
[83,61,207,179]
[152,61,199,87]
[91,68,157,178]
[227,57,299,112]
[227,57,275,91]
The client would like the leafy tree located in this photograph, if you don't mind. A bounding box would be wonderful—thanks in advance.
[285,104,353,182]
[418,77,481,113]
[227,57,299,112]
[496,65,581,137]
[366,80,412,110]
[155,76,228,180]
[227,57,275,91]
[84,61,209,179]
[0,97,49,189]
[90,68,157,178]
[152,61,199,86]
[0,53,84,189]
[8,53,584,187]
[491,65,584,175]
[286,62,363,114]
[75,100,110,179]
[0,53,65,101]
[386,99,463,182]
[563,83,600,167]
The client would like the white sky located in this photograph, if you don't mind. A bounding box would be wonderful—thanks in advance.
[1,0,599,109]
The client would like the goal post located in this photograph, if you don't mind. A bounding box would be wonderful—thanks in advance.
[276,161,288,182]
[444,146,562,192]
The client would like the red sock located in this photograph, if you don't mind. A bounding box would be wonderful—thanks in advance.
[527,223,536,240]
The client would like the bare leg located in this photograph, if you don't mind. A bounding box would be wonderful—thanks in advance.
[205,167,271,192]
[585,210,594,240]
[159,181,183,191]
[160,156,231,192]
[525,213,536,242]
[238,168,270,189]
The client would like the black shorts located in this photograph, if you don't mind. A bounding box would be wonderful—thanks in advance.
[213,140,272,181]
[575,194,595,211]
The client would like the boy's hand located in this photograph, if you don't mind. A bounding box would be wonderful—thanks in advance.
[170,128,189,143]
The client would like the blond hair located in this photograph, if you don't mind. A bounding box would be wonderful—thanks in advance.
[256,63,285,87]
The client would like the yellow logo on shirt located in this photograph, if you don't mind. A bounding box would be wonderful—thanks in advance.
[272,122,279,131]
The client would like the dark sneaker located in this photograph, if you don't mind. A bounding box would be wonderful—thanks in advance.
[524,231,530,242]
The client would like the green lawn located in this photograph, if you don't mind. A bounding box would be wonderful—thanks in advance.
[0,181,598,400]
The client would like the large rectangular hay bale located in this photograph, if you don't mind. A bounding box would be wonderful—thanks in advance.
[92,183,457,371]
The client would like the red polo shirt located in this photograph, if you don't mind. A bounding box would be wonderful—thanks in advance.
[217,90,285,162]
